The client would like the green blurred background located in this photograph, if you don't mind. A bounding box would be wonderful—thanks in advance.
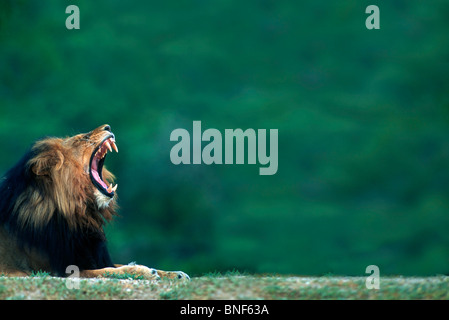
[1,0,449,276]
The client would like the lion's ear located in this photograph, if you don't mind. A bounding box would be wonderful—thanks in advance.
[29,147,64,176]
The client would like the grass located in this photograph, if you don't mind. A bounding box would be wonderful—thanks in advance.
[0,273,448,300]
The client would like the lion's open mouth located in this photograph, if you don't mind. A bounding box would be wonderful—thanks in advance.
[89,135,118,198]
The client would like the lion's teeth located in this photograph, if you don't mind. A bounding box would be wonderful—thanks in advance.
[111,141,118,153]
[105,141,112,152]
[107,184,113,193]
[112,184,118,192]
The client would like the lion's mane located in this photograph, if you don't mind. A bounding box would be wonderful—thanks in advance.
[0,133,117,276]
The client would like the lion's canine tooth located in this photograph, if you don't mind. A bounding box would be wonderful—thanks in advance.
[105,141,112,153]
[107,184,113,193]
[111,141,118,153]
[112,184,118,192]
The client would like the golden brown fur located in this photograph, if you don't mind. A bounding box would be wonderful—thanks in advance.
[0,124,189,281]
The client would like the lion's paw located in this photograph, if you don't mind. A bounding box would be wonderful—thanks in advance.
[117,264,160,280]
[156,270,190,281]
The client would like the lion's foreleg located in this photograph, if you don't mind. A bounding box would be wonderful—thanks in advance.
[79,265,160,280]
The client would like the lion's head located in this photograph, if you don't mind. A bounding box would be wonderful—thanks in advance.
[0,124,123,274]
[2,124,119,232]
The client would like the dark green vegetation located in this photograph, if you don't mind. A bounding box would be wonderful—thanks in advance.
[1,274,448,300]
[1,0,449,279]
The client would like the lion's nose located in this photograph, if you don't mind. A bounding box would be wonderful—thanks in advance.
[103,125,111,132]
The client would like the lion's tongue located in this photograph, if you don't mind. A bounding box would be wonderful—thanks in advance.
[92,170,108,189]
[91,159,108,189]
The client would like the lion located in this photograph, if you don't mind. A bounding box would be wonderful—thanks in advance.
[0,124,189,281]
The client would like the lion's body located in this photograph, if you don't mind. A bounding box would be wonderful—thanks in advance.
[0,125,188,281]
[0,146,114,276]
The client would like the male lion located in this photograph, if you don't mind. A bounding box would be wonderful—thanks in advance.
[0,124,189,281]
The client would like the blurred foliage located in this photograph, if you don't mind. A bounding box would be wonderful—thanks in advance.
[1,0,449,276]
